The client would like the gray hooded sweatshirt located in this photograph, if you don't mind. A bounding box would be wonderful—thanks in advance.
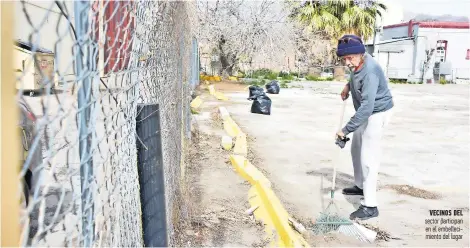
[342,53,394,136]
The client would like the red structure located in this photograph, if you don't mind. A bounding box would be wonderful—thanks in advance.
[384,21,470,30]
[92,0,135,74]
[383,21,470,38]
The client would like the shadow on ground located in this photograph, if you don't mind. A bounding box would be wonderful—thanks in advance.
[26,186,78,245]
[307,168,364,209]
[306,168,355,193]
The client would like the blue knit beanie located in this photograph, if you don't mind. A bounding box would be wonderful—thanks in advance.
[336,34,366,57]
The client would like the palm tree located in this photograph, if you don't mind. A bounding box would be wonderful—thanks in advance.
[287,0,387,79]
[288,0,387,41]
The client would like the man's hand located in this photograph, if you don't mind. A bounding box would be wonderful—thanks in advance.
[341,84,349,100]
[336,131,345,139]
[335,131,349,149]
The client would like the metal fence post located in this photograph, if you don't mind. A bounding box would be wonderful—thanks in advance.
[74,1,94,246]
[185,37,199,140]
[191,37,199,89]
[196,39,200,87]
[136,104,168,247]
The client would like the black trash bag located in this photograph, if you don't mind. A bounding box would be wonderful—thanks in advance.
[266,80,280,94]
[335,135,350,149]
[248,85,265,100]
[251,95,272,115]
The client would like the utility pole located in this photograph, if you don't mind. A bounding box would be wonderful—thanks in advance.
[372,19,378,57]
[371,10,385,58]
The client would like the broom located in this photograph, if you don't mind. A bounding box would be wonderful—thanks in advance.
[309,99,376,243]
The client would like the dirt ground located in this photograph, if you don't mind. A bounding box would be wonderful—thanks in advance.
[177,93,266,247]
[199,80,248,93]
[198,81,470,247]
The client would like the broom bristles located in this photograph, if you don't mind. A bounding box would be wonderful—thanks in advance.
[310,209,375,243]
[309,197,376,242]
[311,213,352,235]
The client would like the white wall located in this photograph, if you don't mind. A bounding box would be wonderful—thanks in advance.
[14,1,76,77]
[375,40,415,79]
[377,25,418,80]
[415,28,470,82]
[380,25,470,82]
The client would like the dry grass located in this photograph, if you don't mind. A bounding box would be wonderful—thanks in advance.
[175,127,266,246]
[246,135,263,166]
[383,184,441,200]
[360,223,401,242]
[173,129,204,247]
[174,90,269,247]
[210,108,223,129]
[211,80,247,92]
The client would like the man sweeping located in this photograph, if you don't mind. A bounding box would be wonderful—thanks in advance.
[335,34,394,220]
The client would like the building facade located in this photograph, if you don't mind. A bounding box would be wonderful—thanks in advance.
[368,21,470,83]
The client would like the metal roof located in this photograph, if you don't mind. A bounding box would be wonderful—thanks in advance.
[14,40,54,54]
[365,37,414,46]
[384,21,469,30]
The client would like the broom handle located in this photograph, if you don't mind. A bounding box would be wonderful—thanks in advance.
[337,99,347,133]
[332,100,347,194]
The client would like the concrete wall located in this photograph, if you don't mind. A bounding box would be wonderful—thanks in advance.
[375,40,415,79]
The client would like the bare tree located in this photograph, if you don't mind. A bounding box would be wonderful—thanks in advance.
[292,23,335,73]
[421,48,436,82]
[197,0,289,76]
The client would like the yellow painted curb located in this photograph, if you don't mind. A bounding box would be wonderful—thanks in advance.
[229,155,271,187]
[190,96,203,109]
[214,91,229,101]
[200,75,222,82]
[251,182,309,247]
[229,76,238,81]
[208,85,216,95]
[233,132,248,155]
[208,84,228,100]
[223,116,241,138]
[222,107,309,247]
[218,106,230,121]
[248,185,277,246]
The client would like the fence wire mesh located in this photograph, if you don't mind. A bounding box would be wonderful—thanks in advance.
[15,0,198,246]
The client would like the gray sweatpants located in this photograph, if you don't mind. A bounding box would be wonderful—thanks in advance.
[351,109,392,207]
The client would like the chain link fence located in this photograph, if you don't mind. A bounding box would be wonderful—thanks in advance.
[14,0,198,246]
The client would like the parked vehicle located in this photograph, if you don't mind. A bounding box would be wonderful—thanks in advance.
[18,98,42,206]
[14,40,59,96]
[320,71,334,78]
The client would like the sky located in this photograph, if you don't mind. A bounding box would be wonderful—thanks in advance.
[393,0,470,18]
